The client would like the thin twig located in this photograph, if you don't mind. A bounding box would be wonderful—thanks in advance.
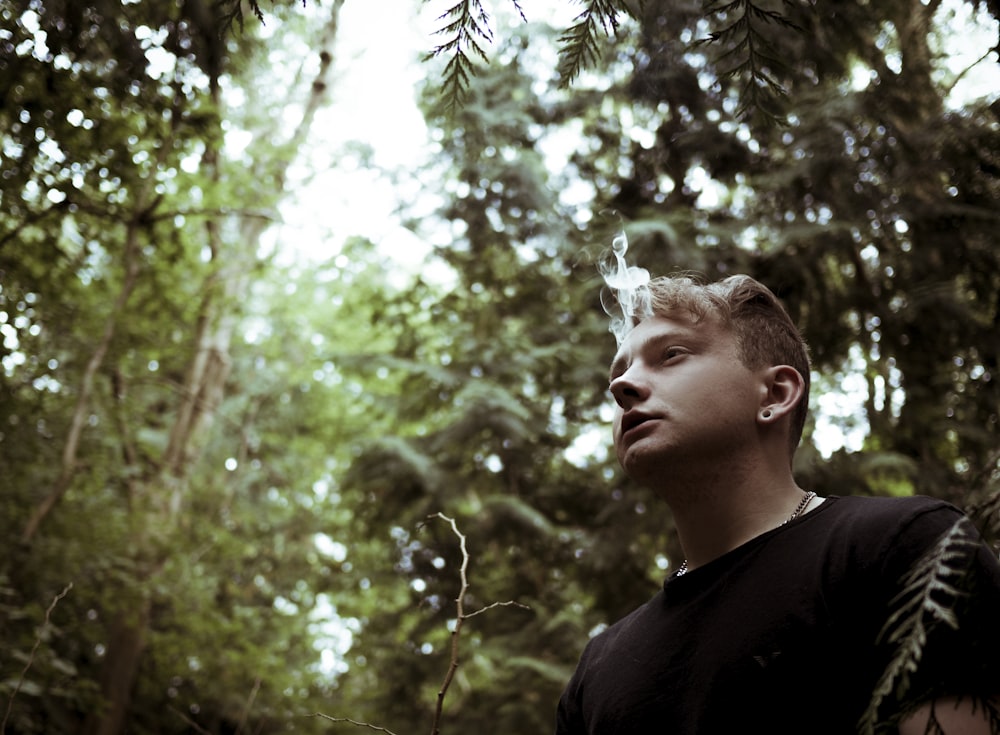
[235,676,261,734]
[429,513,467,735]
[169,706,213,735]
[464,599,530,619]
[308,713,400,734]
[2,583,73,734]
[426,513,529,735]
[312,513,529,734]
[943,48,998,99]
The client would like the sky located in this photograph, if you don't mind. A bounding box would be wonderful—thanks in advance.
[272,1,590,278]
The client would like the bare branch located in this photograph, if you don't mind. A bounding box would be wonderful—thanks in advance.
[464,599,531,619]
[942,48,996,99]
[426,512,530,735]
[313,512,529,734]
[2,583,73,732]
[235,677,262,735]
[308,714,401,735]
[169,706,214,735]
[428,512,469,735]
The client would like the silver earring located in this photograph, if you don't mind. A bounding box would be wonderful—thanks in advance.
[761,409,773,419]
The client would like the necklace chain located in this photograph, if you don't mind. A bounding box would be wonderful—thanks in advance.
[675,491,817,577]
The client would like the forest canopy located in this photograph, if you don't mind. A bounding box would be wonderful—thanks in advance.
[1,0,998,733]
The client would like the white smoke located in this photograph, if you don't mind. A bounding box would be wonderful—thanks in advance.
[600,226,651,346]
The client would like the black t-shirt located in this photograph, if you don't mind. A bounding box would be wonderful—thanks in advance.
[555,495,1000,734]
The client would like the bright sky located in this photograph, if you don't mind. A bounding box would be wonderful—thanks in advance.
[273,1,580,279]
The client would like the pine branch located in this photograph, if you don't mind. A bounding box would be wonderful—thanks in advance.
[425,0,496,115]
[858,519,982,734]
[694,0,804,124]
[556,0,635,86]
[217,0,266,36]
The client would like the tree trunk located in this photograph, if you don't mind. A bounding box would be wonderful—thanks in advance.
[20,229,141,544]
[81,598,152,735]
[78,4,345,733]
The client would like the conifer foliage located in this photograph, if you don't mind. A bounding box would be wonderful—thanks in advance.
[1,0,998,733]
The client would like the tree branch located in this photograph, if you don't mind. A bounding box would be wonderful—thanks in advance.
[308,714,400,734]
[20,217,143,544]
[1,583,73,732]
[942,48,996,99]
[313,512,529,734]
[426,512,529,735]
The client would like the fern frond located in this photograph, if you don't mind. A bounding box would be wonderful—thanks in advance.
[857,519,982,735]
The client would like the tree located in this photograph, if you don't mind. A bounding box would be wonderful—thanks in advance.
[2,0,997,732]
[0,1,366,732]
[327,0,999,731]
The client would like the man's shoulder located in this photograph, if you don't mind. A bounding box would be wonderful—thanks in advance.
[815,494,977,577]
[822,493,962,526]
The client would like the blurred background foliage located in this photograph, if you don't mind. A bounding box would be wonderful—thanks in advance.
[1,0,998,733]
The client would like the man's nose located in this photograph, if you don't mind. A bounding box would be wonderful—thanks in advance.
[609,368,648,408]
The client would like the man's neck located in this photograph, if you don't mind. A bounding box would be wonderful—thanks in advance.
[658,464,808,573]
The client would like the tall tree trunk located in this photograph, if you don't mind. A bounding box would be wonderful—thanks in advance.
[20,100,180,543]
[80,4,344,732]
[81,598,152,735]
[20,224,141,544]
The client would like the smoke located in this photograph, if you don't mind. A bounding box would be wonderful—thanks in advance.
[599,224,651,347]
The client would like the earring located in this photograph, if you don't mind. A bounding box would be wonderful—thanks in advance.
[761,409,773,419]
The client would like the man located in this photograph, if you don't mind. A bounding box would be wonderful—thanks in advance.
[555,273,1000,734]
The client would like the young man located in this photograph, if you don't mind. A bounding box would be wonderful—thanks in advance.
[555,274,1000,734]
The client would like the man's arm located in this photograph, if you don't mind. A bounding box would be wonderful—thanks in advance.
[898,696,999,735]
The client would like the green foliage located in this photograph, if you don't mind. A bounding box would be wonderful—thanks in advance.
[3,0,999,732]
[557,0,634,85]
[860,519,999,733]
[0,1,356,732]
[695,0,804,123]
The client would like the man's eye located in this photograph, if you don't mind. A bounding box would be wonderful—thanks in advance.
[662,348,685,362]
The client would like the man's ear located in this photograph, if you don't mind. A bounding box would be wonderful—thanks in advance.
[758,365,805,422]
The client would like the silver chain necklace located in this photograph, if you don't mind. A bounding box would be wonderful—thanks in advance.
[675,491,817,577]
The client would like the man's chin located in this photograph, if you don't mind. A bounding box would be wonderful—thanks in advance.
[618,445,668,486]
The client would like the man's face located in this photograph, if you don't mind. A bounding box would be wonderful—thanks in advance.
[608,313,764,485]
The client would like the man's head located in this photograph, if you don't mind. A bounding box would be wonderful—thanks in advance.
[613,274,811,456]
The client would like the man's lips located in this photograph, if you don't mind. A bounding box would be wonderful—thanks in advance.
[620,411,659,436]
